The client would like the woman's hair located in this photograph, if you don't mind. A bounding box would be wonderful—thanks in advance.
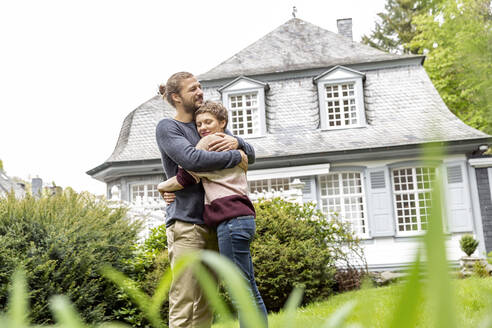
[195,100,229,126]
[159,72,194,107]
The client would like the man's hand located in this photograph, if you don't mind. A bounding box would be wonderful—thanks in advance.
[208,133,238,152]
[238,150,248,172]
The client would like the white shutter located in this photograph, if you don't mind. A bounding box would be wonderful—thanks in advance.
[366,167,395,237]
[445,162,473,232]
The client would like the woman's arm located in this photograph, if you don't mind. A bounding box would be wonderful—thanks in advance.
[158,177,185,193]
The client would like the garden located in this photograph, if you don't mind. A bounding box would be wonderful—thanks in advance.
[1,170,492,328]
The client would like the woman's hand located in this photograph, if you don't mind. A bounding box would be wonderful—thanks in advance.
[208,133,238,151]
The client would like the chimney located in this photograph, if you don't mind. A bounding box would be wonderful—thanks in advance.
[337,18,353,40]
[32,178,42,197]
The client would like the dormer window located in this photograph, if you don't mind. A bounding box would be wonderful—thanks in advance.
[229,92,259,136]
[218,76,268,138]
[314,66,367,130]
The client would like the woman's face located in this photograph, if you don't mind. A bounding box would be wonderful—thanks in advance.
[195,112,226,137]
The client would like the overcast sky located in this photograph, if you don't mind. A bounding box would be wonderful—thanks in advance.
[0,0,387,195]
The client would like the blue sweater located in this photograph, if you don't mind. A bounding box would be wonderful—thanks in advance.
[155,118,255,227]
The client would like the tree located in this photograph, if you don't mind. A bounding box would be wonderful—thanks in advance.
[409,0,492,133]
[362,0,439,54]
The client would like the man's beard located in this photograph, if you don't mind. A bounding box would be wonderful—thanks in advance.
[183,98,201,114]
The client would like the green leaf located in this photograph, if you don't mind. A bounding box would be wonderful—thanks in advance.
[200,250,266,328]
[322,301,356,328]
[8,269,30,328]
[49,295,87,328]
[279,287,304,328]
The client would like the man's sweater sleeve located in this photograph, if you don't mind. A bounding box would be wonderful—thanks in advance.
[224,129,256,165]
[156,120,242,172]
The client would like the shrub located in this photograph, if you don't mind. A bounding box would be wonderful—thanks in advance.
[460,234,479,256]
[251,198,365,312]
[472,260,489,278]
[0,190,140,324]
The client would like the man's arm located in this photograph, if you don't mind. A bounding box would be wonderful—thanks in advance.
[156,120,242,172]
[196,135,248,171]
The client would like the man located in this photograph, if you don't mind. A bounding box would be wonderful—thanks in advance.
[156,72,255,328]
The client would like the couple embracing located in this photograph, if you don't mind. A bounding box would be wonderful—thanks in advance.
[156,72,267,328]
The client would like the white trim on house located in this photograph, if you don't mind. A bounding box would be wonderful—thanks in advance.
[468,165,487,257]
[315,66,367,131]
[469,157,492,168]
[247,163,330,181]
[220,77,268,138]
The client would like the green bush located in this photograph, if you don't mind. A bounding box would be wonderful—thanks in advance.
[472,260,489,278]
[0,190,140,324]
[460,235,479,257]
[251,198,365,312]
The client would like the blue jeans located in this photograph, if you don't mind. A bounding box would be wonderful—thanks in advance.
[216,216,268,327]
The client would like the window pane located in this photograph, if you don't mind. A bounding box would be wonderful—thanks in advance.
[325,83,358,128]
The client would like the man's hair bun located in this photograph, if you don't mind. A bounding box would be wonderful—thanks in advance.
[158,84,166,96]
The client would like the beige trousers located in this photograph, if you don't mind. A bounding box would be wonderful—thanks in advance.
[166,220,218,328]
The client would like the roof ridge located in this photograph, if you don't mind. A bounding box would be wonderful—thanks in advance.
[198,17,413,81]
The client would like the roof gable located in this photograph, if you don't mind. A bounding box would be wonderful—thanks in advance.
[218,76,268,93]
[314,65,365,82]
[198,18,419,81]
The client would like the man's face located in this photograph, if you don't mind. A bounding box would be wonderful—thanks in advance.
[176,77,203,113]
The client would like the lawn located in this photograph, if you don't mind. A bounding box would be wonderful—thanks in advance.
[212,277,492,328]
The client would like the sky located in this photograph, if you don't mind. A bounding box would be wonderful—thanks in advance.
[0,0,387,195]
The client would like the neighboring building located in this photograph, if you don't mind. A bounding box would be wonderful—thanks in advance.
[0,169,25,198]
[87,18,491,270]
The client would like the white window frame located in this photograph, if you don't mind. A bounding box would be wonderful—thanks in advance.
[391,167,437,236]
[317,171,369,238]
[315,66,366,131]
[248,177,291,193]
[219,77,267,138]
[129,183,161,203]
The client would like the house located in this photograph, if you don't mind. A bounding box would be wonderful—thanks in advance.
[87,18,491,270]
[0,169,25,198]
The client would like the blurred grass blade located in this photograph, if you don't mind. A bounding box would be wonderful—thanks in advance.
[422,144,457,328]
[200,250,266,328]
[102,266,164,328]
[50,295,87,328]
[192,262,233,323]
[279,287,304,328]
[8,269,29,327]
[149,252,200,317]
[479,315,492,328]
[389,252,422,328]
[322,301,356,328]
[96,322,131,328]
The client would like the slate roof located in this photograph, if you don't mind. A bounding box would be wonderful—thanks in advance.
[198,18,418,81]
[97,18,489,172]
